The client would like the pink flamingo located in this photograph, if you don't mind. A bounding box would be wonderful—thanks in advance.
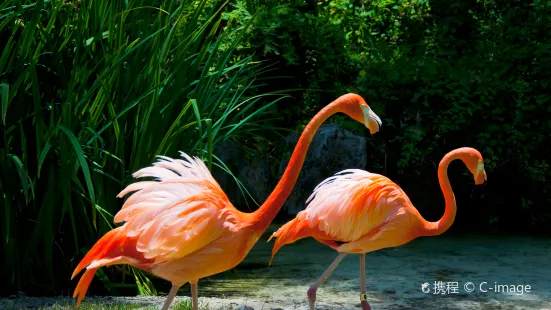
[269,147,487,310]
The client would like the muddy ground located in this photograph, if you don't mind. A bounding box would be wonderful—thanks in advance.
[2,233,550,309]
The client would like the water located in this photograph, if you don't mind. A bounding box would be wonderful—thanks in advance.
[191,226,551,309]
[2,226,549,309]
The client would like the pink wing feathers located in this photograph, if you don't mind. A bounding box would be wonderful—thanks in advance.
[269,169,412,261]
[112,152,245,263]
[115,151,225,224]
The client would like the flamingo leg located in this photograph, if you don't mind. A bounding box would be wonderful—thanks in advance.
[190,280,199,310]
[161,285,180,310]
[359,253,372,310]
[307,253,347,310]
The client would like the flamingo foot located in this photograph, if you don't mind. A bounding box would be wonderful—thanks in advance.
[307,287,317,310]
[359,293,372,310]
[360,300,372,310]
[307,253,347,310]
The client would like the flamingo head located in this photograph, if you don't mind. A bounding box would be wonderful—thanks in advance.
[338,95,381,135]
[463,148,487,185]
[360,104,382,135]
[473,159,487,185]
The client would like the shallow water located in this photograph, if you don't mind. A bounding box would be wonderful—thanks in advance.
[194,227,551,309]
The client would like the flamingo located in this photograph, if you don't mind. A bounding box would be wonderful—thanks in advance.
[268,147,487,310]
[70,93,383,310]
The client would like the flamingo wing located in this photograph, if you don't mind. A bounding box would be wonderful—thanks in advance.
[269,169,412,260]
[115,152,227,223]
[113,152,243,263]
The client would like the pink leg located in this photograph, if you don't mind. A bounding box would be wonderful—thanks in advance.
[190,280,199,310]
[360,253,372,310]
[307,253,347,310]
[161,285,180,310]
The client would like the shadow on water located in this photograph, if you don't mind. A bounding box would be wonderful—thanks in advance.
[184,225,551,309]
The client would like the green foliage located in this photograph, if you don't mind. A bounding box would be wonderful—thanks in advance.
[223,0,352,124]
[221,0,430,131]
[41,301,142,310]
[38,298,210,310]
[172,299,210,310]
[0,0,286,296]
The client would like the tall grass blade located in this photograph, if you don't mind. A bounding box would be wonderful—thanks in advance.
[205,119,213,171]
[7,154,29,205]
[57,125,96,207]
[1,83,8,125]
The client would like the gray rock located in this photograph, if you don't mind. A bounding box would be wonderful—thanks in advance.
[278,124,367,214]
[236,154,273,208]
[238,306,254,310]
[211,139,244,206]
[212,140,273,211]
[383,288,396,294]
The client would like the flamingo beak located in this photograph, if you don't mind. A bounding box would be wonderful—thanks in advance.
[474,170,487,185]
[361,106,382,135]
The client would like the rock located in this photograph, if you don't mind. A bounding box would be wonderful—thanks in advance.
[278,124,367,214]
[8,295,16,299]
[236,154,273,209]
[16,291,26,298]
[238,306,254,310]
[212,140,274,211]
[383,288,396,294]
[211,140,244,206]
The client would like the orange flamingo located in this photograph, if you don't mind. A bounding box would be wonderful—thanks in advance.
[269,147,487,310]
[70,93,382,310]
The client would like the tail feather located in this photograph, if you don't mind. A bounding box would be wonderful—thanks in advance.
[72,228,120,280]
[73,268,97,306]
[268,216,311,265]
[71,228,128,307]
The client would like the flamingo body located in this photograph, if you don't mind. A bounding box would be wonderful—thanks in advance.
[270,170,424,258]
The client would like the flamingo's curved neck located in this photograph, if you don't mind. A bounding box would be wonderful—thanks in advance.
[249,102,341,232]
[422,150,463,236]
